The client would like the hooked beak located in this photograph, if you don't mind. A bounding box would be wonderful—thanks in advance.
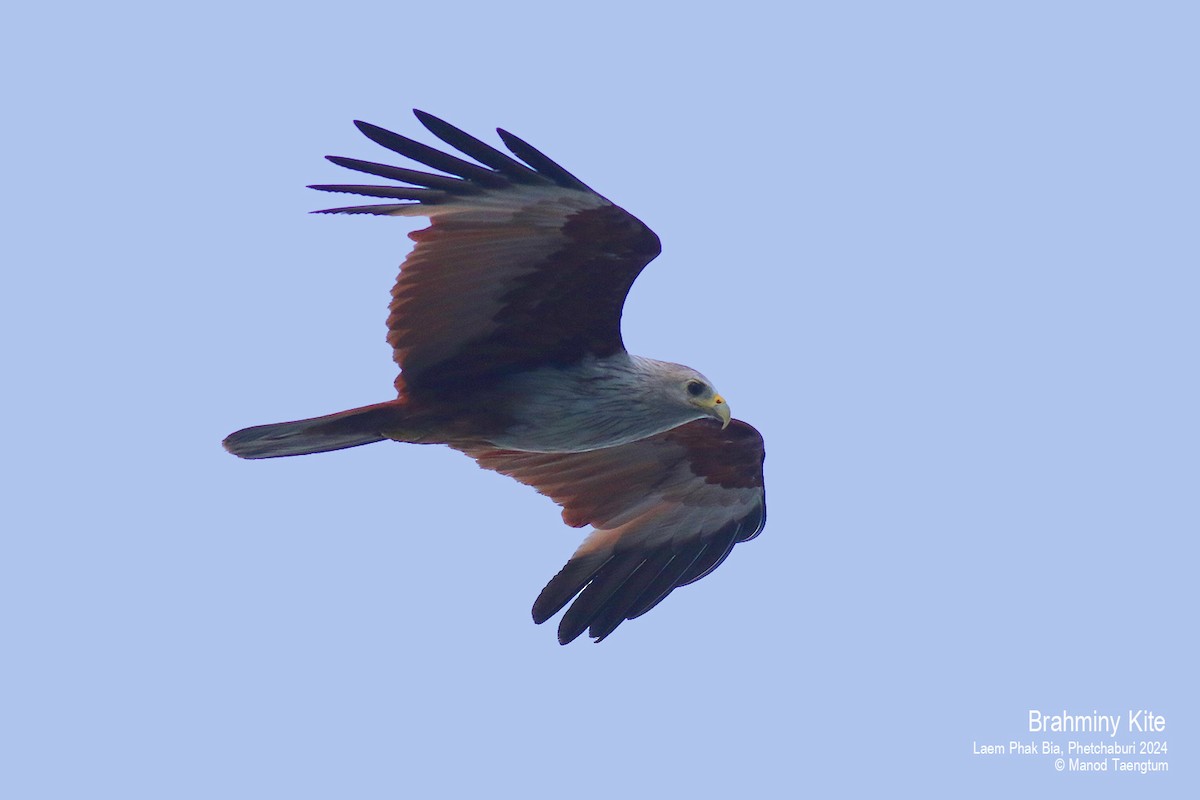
[711,395,731,429]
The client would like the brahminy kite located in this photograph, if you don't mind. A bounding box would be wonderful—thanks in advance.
[224,111,766,644]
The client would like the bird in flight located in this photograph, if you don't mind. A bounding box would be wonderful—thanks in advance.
[224,111,766,643]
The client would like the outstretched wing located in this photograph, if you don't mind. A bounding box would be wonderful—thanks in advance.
[311,111,662,393]
[457,419,766,644]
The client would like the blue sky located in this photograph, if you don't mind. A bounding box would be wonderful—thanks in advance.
[3,2,1196,797]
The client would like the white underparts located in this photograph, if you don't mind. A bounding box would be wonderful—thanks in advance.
[493,355,711,452]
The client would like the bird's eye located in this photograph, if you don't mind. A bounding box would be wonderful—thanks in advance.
[686,380,707,397]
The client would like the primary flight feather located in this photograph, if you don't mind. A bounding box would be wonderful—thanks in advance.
[223,111,766,644]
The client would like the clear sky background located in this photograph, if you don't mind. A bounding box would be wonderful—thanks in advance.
[3,2,1195,797]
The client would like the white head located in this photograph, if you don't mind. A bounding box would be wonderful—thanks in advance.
[497,354,732,452]
[638,358,730,429]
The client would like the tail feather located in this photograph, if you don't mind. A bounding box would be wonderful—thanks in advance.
[223,401,405,459]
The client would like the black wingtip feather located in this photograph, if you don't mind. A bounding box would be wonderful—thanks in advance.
[323,155,472,192]
[675,524,742,589]
[555,550,649,644]
[585,550,679,642]
[532,555,607,625]
[354,120,508,188]
[310,204,418,215]
[413,110,546,185]
[308,184,446,202]
[622,542,714,622]
[496,128,593,192]
[536,503,765,643]
[736,501,767,544]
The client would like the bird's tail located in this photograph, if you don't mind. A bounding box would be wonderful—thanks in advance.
[223,401,407,459]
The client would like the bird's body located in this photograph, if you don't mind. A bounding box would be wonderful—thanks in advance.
[489,355,725,452]
[227,354,720,455]
[224,111,766,643]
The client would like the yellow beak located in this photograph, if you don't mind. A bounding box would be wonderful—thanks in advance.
[711,395,731,429]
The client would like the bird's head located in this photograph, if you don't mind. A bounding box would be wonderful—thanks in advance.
[682,374,730,429]
[633,357,731,430]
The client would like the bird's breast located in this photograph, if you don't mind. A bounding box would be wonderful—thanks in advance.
[488,357,694,453]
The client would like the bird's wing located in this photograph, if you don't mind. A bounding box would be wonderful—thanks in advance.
[311,111,662,392]
[456,419,766,644]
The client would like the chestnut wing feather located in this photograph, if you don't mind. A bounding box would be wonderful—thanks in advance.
[457,419,766,644]
[312,111,662,394]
